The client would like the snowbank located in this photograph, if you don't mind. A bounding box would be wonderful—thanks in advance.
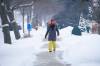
[61,26,100,66]
[0,28,44,66]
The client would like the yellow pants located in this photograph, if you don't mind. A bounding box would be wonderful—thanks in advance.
[48,41,56,52]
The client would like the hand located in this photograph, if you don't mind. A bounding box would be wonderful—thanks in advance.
[45,36,46,39]
[57,34,59,36]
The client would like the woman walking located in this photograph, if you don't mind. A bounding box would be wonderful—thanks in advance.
[45,19,59,52]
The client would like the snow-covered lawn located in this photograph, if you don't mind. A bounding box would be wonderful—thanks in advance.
[61,27,100,66]
[0,27,46,66]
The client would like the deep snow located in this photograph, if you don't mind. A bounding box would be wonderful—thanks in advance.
[60,27,100,66]
[0,25,100,66]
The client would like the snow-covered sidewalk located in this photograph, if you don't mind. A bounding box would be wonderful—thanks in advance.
[33,51,68,66]
[0,26,100,66]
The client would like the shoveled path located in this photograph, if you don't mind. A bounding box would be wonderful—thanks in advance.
[33,44,71,66]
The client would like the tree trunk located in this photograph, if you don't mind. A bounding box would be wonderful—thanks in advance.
[27,12,30,36]
[27,7,32,36]
[5,0,20,39]
[22,8,25,33]
[98,23,100,34]
[91,0,100,34]
[0,0,11,44]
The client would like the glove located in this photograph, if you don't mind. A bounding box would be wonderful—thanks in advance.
[45,35,47,39]
[57,33,59,36]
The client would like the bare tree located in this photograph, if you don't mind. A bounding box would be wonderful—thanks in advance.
[5,0,21,39]
[0,0,11,44]
[33,0,65,25]
[90,0,100,34]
